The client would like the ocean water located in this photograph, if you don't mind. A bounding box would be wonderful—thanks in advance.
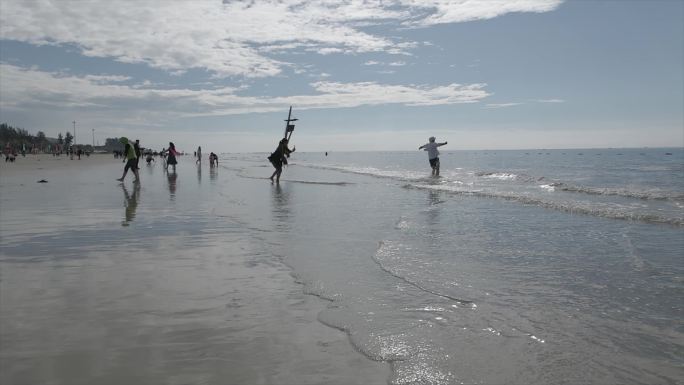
[234,147,684,384]
[1,148,683,385]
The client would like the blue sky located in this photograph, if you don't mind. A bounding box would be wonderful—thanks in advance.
[1,0,682,152]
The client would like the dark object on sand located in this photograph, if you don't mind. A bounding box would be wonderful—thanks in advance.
[37,179,48,183]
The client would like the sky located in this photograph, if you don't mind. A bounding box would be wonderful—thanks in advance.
[0,0,682,153]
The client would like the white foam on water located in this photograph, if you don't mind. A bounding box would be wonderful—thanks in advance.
[482,172,517,180]
[408,183,684,226]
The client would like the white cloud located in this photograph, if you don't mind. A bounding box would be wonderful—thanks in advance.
[485,103,523,108]
[303,81,488,107]
[402,0,564,27]
[0,63,489,120]
[0,0,563,78]
[315,47,347,55]
[0,63,240,117]
[83,75,132,84]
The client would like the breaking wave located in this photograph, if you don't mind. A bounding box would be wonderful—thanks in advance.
[406,183,684,227]
[552,183,684,201]
[295,163,684,226]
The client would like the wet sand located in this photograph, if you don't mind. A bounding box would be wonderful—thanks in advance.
[0,154,390,385]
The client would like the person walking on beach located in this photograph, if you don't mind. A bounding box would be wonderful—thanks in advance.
[134,139,142,169]
[268,138,295,183]
[418,136,447,176]
[117,137,140,182]
[166,142,179,172]
[196,146,202,165]
[209,152,218,167]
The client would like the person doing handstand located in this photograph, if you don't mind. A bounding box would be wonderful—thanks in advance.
[418,136,447,176]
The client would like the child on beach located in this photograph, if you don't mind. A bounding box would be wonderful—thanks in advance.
[268,138,295,183]
[418,136,447,176]
[117,137,140,182]
[166,142,179,171]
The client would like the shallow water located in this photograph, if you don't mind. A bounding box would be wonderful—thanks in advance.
[1,149,683,385]
[235,148,683,384]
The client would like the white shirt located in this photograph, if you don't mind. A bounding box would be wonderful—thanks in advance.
[422,142,440,159]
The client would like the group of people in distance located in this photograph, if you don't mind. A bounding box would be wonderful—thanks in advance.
[194,146,219,167]
[117,135,446,184]
[117,139,177,182]
[117,138,222,183]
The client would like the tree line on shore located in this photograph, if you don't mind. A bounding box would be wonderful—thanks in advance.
[1,123,76,153]
[1,123,127,154]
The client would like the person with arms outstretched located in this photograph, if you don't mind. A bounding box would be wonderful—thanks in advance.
[419,136,447,176]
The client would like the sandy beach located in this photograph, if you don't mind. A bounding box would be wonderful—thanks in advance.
[0,154,390,385]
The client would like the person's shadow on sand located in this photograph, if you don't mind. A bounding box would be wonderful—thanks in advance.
[122,183,141,226]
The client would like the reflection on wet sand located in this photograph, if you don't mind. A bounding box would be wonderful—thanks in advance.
[0,154,391,385]
[167,170,177,200]
[426,189,443,227]
[197,163,202,184]
[271,184,291,230]
[122,182,141,226]
[209,166,218,182]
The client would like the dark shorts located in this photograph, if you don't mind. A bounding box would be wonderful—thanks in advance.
[268,153,286,169]
[429,157,440,168]
[124,158,137,172]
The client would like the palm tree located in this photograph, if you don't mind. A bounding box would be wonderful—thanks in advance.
[36,131,47,152]
[64,132,73,148]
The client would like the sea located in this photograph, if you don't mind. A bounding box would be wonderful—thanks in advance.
[233,147,684,384]
[1,147,682,385]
